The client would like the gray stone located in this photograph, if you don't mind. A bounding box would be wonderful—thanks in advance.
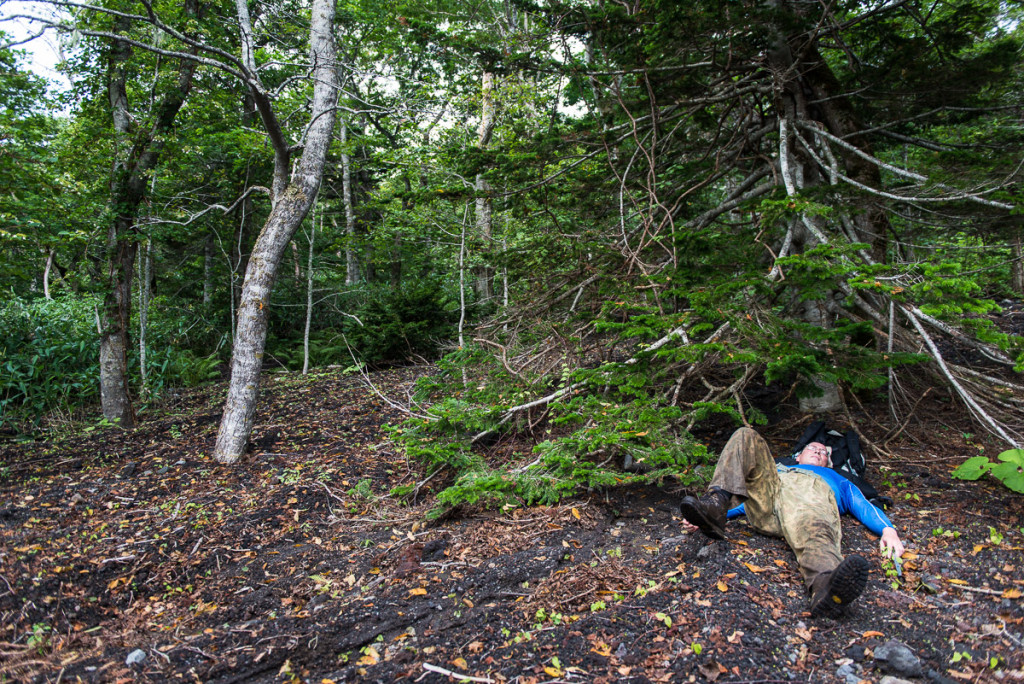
[880,677,914,684]
[126,648,147,666]
[836,661,862,684]
[697,543,720,558]
[874,639,924,677]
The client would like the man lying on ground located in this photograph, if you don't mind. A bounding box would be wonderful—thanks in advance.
[680,427,905,616]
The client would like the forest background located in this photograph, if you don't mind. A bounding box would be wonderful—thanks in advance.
[3,0,1024,507]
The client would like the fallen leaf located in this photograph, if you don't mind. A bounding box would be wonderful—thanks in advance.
[698,661,724,681]
[947,578,968,585]
[357,646,380,666]
[467,641,484,653]
[727,630,744,644]
[862,630,884,638]
[794,627,813,642]
[618,666,632,676]
[1002,588,1022,599]
[571,508,581,520]
[543,666,563,677]
[716,580,728,592]
[452,657,467,670]
[773,559,787,567]
[743,562,766,573]
[409,587,428,596]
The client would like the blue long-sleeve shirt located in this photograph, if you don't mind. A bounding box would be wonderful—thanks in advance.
[726,464,893,535]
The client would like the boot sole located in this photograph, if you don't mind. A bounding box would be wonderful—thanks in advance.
[680,496,727,540]
[810,555,870,616]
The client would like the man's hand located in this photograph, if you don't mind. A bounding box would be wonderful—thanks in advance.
[880,527,904,559]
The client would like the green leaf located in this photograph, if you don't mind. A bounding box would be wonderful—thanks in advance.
[950,456,994,481]
[988,462,1024,494]
[996,449,1024,467]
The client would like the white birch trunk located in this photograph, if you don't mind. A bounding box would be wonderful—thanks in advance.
[139,238,152,399]
[340,120,359,285]
[302,205,316,375]
[474,70,495,302]
[203,233,213,305]
[43,249,54,299]
[213,0,339,463]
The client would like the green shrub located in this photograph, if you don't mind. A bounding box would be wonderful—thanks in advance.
[0,295,100,429]
[344,280,459,364]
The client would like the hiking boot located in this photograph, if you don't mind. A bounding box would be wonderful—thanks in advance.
[679,489,730,540]
[809,554,870,616]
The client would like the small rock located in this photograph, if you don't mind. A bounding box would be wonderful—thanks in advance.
[422,539,446,561]
[926,668,959,684]
[880,677,914,684]
[836,661,862,684]
[126,648,147,666]
[69,493,85,506]
[614,642,628,658]
[845,644,866,662]
[874,639,923,677]
[119,462,137,479]
[157,466,170,475]
[697,543,720,558]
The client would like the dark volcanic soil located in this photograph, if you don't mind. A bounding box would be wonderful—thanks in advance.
[1,367,1023,683]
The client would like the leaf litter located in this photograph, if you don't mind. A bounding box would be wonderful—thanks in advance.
[0,366,1022,682]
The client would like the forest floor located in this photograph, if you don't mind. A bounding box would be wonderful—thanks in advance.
[1,366,1023,684]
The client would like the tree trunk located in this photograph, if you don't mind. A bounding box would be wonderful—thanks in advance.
[213,0,339,463]
[43,249,54,299]
[474,70,495,302]
[1013,235,1024,295]
[801,44,890,264]
[98,8,197,428]
[303,206,316,375]
[203,232,213,305]
[340,119,359,285]
[138,238,152,399]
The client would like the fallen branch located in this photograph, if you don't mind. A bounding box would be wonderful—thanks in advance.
[904,307,1021,447]
[419,662,495,683]
[948,584,1019,597]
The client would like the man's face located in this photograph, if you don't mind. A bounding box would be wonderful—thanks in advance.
[796,442,830,467]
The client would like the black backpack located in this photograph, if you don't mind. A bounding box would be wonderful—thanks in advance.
[778,421,890,507]
[790,421,865,479]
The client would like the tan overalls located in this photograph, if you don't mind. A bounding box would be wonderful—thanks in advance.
[709,427,844,590]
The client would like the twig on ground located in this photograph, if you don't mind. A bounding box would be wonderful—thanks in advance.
[418,662,495,683]
[948,583,1019,597]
